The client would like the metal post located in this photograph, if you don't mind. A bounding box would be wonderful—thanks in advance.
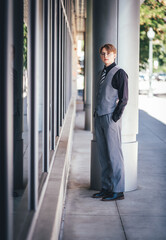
[66,31,69,108]
[63,17,66,116]
[0,1,13,239]
[84,0,92,131]
[37,0,44,133]
[60,8,64,124]
[56,0,61,136]
[147,27,155,97]
[43,0,50,171]
[149,39,153,96]
[13,0,24,190]
[28,0,38,210]
[51,0,57,150]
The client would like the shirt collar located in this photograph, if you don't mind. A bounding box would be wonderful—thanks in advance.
[104,62,116,74]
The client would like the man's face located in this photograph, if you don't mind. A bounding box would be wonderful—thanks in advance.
[100,48,116,66]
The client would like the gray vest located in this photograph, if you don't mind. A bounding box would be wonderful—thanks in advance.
[95,65,120,116]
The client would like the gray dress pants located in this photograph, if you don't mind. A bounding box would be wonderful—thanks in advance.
[95,113,125,192]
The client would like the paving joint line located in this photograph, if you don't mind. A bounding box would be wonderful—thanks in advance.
[115,200,128,240]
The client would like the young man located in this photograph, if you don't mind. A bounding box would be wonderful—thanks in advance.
[92,43,128,201]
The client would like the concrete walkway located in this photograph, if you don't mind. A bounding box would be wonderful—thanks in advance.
[61,95,166,240]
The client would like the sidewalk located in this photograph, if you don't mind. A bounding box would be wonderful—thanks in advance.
[61,95,166,240]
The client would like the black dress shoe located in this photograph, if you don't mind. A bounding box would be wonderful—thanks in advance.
[102,192,124,201]
[92,190,110,198]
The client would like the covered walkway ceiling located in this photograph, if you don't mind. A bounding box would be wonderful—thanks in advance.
[24,0,143,38]
[24,0,86,40]
[74,0,86,39]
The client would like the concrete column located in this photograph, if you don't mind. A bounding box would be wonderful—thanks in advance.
[118,0,140,191]
[90,0,139,191]
[13,0,24,189]
[91,0,118,190]
[84,0,92,131]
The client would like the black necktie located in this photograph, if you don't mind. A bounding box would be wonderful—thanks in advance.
[99,68,106,85]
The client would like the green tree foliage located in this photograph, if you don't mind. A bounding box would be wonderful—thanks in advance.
[23,23,28,69]
[140,0,166,71]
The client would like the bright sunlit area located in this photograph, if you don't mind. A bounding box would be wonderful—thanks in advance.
[76,39,84,97]
[139,0,166,125]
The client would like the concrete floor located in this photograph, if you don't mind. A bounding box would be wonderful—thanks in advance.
[61,95,166,240]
